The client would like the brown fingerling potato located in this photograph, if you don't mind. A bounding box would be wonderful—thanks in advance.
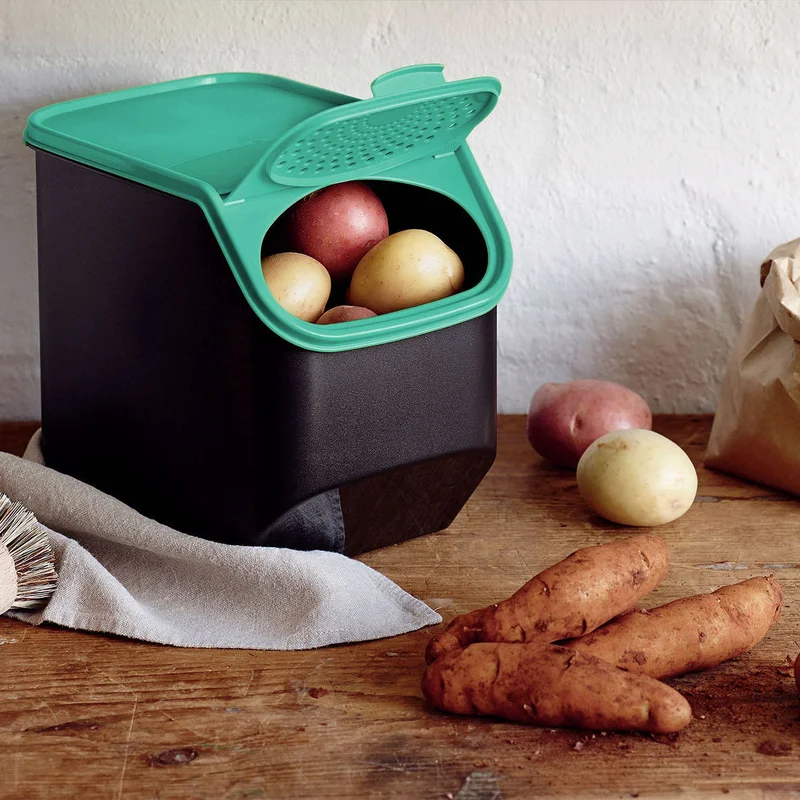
[425,533,669,664]
[564,576,783,678]
[422,643,692,734]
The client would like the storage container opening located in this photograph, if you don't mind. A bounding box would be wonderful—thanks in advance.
[260,181,489,326]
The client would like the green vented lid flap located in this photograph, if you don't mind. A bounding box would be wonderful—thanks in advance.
[227,65,499,200]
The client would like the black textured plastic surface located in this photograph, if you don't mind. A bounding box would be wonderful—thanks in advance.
[35,151,497,550]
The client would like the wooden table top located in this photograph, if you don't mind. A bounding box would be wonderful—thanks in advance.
[1,416,799,799]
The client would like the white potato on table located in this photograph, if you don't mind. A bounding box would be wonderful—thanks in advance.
[577,429,697,526]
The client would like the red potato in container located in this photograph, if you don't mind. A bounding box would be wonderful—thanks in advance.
[284,182,389,282]
[527,380,652,468]
[317,305,377,325]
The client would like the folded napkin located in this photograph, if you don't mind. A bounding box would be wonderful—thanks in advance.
[1,431,440,649]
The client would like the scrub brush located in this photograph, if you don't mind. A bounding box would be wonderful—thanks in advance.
[0,492,57,614]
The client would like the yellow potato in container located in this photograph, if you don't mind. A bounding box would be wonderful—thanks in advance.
[348,229,465,314]
[261,252,331,322]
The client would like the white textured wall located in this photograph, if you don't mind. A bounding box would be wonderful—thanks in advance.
[2,0,800,418]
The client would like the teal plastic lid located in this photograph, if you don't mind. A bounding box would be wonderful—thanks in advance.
[25,65,512,352]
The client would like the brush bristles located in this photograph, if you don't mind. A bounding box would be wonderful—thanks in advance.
[0,492,57,609]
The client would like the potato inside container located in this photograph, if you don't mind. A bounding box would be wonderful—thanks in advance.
[260,181,489,312]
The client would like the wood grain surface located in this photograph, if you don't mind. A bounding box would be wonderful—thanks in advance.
[1,416,799,799]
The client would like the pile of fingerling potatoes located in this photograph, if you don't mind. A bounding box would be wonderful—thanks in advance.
[422,379,786,733]
[422,534,783,734]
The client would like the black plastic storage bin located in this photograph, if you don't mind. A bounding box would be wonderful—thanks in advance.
[26,66,512,555]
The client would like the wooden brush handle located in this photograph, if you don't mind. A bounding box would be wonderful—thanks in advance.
[0,543,17,614]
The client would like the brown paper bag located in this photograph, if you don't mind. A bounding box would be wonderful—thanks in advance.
[706,238,800,493]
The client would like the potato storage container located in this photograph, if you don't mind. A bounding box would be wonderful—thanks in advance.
[25,65,512,555]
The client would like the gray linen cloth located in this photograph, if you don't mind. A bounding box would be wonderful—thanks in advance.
[2,431,440,649]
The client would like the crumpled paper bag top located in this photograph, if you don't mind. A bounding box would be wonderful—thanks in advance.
[706,237,800,494]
